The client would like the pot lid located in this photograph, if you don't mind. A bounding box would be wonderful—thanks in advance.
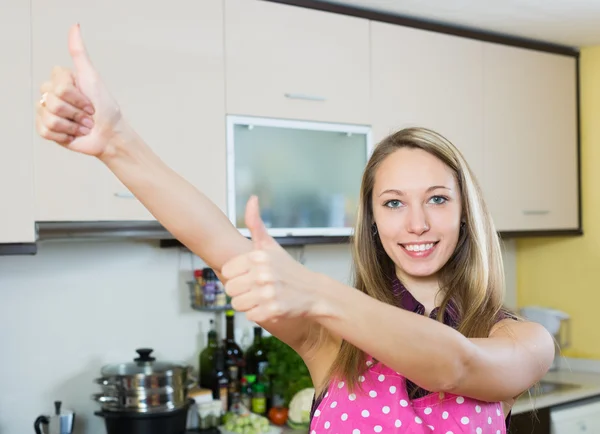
[100,348,186,376]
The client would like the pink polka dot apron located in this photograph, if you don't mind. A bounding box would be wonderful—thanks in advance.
[310,357,506,433]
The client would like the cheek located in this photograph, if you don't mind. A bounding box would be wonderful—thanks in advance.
[431,211,461,233]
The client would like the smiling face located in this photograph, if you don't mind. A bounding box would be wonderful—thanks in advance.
[371,147,462,280]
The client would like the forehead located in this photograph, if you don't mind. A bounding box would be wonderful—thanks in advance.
[373,147,457,192]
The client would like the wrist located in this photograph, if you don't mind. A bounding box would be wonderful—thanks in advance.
[97,118,141,165]
[307,271,346,322]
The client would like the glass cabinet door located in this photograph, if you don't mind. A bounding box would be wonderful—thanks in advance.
[226,116,372,237]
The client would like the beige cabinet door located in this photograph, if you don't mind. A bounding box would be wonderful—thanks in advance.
[0,0,36,243]
[225,0,370,125]
[32,0,227,221]
[483,43,579,232]
[370,22,485,181]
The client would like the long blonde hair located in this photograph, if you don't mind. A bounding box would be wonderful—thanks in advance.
[327,127,507,393]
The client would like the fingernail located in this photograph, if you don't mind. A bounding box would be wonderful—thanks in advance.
[84,106,95,115]
[81,117,94,129]
[79,126,91,135]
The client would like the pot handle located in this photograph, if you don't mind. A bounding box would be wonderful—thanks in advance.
[34,415,49,434]
[91,393,118,404]
[94,377,118,386]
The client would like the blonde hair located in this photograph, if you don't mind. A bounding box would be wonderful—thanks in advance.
[327,127,507,394]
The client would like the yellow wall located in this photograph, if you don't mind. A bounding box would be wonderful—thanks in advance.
[516,46,600,359]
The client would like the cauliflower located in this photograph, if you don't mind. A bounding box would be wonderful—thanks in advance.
[287,387,315,429]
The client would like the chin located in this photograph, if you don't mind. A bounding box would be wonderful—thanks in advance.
[398,264,442,278]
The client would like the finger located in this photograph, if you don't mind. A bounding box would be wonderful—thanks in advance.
[51,77,95,115]
[245,302,283,324]
[44,92,95,127]
[36,116,74,145]
[221,253,253,281]
[41,108,90,137]
[233,283,278,312]
[245,195,276,249]
[230,290,260,313]
[68,24,96,78]
[224,273,254,298]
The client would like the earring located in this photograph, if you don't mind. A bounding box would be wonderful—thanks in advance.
[372,224,378,235]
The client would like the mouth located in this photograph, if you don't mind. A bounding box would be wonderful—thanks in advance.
[399,241,439,258]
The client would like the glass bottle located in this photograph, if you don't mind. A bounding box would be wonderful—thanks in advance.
[199,319,218,388]
[224,310,245,395]
[245,326,268,381]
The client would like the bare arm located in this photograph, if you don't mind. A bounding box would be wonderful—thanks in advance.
[311,272,555,402]
[101,127,321,352]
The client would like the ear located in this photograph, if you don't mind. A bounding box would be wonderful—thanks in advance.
[245,195,276,249]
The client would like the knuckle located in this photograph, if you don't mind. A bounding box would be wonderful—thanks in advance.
[39,81,51,94]
[268,301,283,316]
[46,114,60,130]
[256,270,274,285]
[260,284,276,300]
[38,124,50,139]
[250,250,269,264]
[54,83,71,98]
[51,66,64,77]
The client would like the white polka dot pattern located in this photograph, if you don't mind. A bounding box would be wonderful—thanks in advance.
[309,357,507,433]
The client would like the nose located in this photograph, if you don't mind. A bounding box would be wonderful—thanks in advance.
[405,205,430,235]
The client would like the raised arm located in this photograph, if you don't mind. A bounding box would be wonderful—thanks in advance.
[34,24,318,354]
[223,201,555,403]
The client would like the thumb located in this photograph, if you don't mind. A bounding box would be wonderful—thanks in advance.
[68,24,95,76]
[245,195,275,249]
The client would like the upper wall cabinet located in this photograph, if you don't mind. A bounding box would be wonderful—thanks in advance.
[482,43,579,233]
[0,1,36,244]
[32,0,227,221]
[224,0,370,125]
[370,22,485,180]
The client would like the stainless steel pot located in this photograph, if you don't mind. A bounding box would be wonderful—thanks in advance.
[92,348,193,414]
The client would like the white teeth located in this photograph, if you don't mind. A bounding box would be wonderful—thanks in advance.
[404,243,434,252]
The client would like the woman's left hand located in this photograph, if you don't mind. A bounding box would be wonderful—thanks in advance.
[221,196,323,323]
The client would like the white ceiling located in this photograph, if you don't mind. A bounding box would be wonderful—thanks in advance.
[317,0,600,48]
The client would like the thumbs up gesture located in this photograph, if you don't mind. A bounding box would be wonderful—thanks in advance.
[36,24,125,158]
[222,196,321,323]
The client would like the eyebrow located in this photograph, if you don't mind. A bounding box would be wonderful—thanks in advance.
[378,186,452,197]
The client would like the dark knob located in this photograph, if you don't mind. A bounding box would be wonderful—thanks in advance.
[134,348,156,362]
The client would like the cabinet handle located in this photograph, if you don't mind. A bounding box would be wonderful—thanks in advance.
[522,210,550,215]
[284,93,326,102]
[114,192,135,199]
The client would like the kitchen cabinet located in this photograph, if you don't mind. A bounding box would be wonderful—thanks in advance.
[370,22,485,182]
[0,0,36,245]
[224,0,370,126]
[551,397,600,433]
[32,0,227,221]
[482,43,579,233]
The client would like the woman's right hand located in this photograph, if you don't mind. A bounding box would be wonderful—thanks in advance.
[35,24,125,159]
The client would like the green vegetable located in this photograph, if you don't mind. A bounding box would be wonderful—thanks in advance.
[287,388,315,428]
[223,412,271,434]
[262,336,313,406]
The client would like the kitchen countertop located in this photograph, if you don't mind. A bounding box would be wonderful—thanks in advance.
[511,366,600,415]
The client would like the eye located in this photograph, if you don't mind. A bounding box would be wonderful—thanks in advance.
[384,199,403,209]
[429,195,448,205]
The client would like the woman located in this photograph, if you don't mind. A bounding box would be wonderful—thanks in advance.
[36,25,555,433]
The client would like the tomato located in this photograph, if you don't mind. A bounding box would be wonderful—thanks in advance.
[268,406,288,426]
